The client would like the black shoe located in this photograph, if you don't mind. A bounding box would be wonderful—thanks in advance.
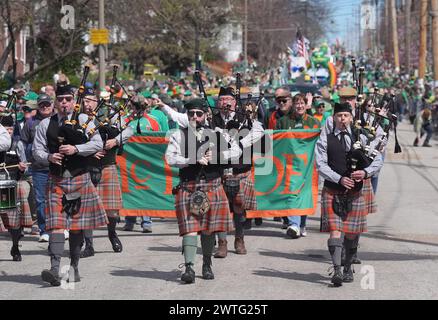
[180,263,195,284]
[109,234,123,253]
[41,269,61,287]
[423,142,432,147]
[202,256,214,280]
[352,257,361,264]
[329,266,343,287]
[81,245,95,258]
[67,267,81,283]
[343,266,354,283]
[254,218,263,226]
[10,246,22,262]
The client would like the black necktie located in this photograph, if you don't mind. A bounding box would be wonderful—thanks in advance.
[339,131,349,151]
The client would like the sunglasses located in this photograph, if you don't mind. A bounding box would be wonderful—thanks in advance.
[317,104,325,108]
[56,96,74,103]
[275,98,289,104]
[188,110,204,118]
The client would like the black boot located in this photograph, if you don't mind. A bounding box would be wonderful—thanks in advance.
[202,255,214,280]
[9,229,22,262]
[41,233,64,286]
[68,231,83,283]
[343,236,358,283]
[108,217,122,253]
[81,230,95,258]
[328,238,343,287]
[180,263,195,284]
[330,266,343,287]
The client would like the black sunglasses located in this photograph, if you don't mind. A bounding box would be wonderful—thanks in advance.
[275,97,289,104]
[188,110,204,117]
[56,96,73,103]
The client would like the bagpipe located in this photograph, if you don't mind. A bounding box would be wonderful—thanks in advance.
[193,70,263,131]
[347,58,402,174]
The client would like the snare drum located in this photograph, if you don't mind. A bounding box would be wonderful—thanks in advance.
[0,179,17,210]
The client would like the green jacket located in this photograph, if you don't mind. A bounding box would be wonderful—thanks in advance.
[276,112,321,130]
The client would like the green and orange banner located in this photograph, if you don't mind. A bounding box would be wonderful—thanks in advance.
[117,130,320,218]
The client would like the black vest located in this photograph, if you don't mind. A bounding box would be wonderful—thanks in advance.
[88,125,121,168]
[212,113,252,174]
[179,127,224,182]
[324,131,363,192]
[47,114,88,177]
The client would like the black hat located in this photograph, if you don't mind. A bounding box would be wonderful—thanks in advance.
[56,84,74,96]
[84,87,95,96]
[184,98,208,112]
[0,116,14,127]
[37,94,52,105]
[334,102,352,114]
[218,86,235,98]
[158,93,174,108]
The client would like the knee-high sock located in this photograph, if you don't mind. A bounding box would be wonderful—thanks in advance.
[107,216,118,238]
[48,233,65,273]
[217,232,227,240]
[182,235,198,265]
[234,213,245,238]
[69,231,83,269]
[9,228,21,248]
[328,238,343,267]
[201,233,215,257]
[83,229,93,247]
[344,235,359,266]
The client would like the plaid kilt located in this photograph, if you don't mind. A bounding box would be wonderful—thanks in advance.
[362,178,377,214]
[175,177,233,236]
[45,173,108,231]
[0,180,34,229]
[229,171,257,212]
[97,165,122,211]
[320,187,367,234]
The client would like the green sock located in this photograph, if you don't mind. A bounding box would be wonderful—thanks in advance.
[182,235,198,265]
[201,233,216,256]
[217,232,227,240]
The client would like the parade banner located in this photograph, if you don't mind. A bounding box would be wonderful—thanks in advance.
[118,130,320,218]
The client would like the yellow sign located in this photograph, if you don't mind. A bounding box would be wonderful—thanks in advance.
[90,29,109,45]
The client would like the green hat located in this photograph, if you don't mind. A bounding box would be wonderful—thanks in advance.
[184,90,192,97]
[22,100,38,111]
[141,90,152,98]
[23,91,39,101]
[207,96,215,108]
[184,98,208,112]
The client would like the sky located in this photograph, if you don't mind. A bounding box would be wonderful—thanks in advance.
[326,0,362,51]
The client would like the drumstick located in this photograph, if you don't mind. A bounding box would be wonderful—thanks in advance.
[0,162,32,169]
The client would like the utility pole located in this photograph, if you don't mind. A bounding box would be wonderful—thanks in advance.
[385,0,390,60]
[390,0,400,72]
[405,0,412,75]
[98,0,105,90]
[419,0,428,84]
[375,0,379,55]
[431,0,438,85]
[244,0,248,70]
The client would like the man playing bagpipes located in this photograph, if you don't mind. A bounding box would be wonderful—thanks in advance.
[33,80,107,286]
[80,84,134,257]
[0,115,33,262]
[315,102,384,287]
[165,98,241,284]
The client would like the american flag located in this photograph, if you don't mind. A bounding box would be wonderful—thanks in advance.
[295,30,310,65]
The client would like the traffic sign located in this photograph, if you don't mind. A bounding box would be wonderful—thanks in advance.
[90,28,109,45]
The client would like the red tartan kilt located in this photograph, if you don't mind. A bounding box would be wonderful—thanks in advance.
[362,178,377,214]
[231,171,257,212]
[175,178,233,236]
[320,187,368,234]
[97,165,122,211]
[45,173,108,231]
[0,180,33,229]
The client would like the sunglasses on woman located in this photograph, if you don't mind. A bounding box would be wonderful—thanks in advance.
[188,110,204,118]
[56,96,74,103]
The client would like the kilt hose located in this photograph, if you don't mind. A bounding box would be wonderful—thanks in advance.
[0,179,34,229]
[229,171,257,213]
[362,178,377,214]
[175,177,234,236]
[320,187,367,234]
[97,165,122,212]
[45,172,108,231]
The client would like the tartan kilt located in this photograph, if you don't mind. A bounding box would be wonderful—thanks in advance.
[362,178,377,214]
[45,173,108,231]
[97,165,122,211]
[320,187,367,234]
[175,177,233,236]
[230,171,257,212]
[0,180,34,229]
